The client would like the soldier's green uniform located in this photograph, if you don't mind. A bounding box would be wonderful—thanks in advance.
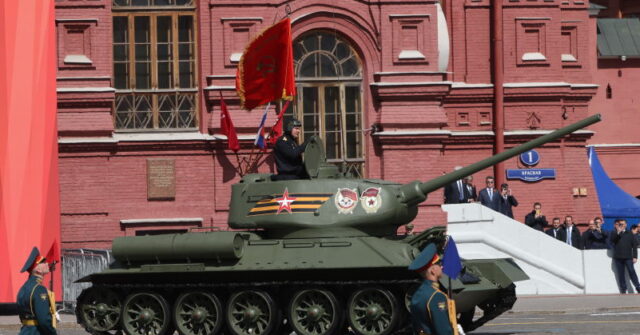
[408,243,454,335]
[409,280,453,335]
[16,247,57,335]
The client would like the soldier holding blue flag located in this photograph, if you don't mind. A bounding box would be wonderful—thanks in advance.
[409,237,465,335]
[408,243,456,335]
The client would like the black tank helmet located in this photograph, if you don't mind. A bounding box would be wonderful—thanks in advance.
[286,119,302,133]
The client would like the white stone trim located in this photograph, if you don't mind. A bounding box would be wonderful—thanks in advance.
[398,50,425,60]
[374,71,448,75]
[504,82,570,88]
[57,87,116,93]
[437,3,450,72]
[370,81,452,87]
[515,17,552,20]
[505,129,594,136]
[55,18,99,22]
[522,52,546,61]
[587,143,640,148]
[451,82,493,88]
[64,55,92,64]
[571,83,599,88]
[373,130,451,136]
[113,132,212,142]
[451,131,494,136]
[58,137,118,144]
[59,133,261,144]
[561,54,578,62]
[388,14,430,18]
[57,76,111,80]
[229,53,242,62]
[205,85,236,90]
[373,129,593,137]
[220,17,262,22]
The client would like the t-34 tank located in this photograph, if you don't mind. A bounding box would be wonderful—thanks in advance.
[75,115,600,335]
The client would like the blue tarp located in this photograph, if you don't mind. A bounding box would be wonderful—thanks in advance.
[588,147,640,230]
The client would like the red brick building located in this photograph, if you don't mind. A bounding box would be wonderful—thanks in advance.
[588,0,640,198]
[56,0,601,249]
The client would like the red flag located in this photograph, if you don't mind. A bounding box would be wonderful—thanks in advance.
[236,18,296,110]
[220,93,240,152]
[45,239,60,263]
[268,100,291,146]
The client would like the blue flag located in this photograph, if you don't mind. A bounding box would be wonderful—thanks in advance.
[254,105,269,149]
[442,237,462,279]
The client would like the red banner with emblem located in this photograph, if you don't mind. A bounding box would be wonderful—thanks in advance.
[236,18,296,110]
[0,0,61,303]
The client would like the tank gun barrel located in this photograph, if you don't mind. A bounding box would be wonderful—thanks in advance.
[400,114,601,205]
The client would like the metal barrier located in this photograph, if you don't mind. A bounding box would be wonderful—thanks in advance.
[61,249,112,311]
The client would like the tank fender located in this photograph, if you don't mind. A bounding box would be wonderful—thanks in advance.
[112,231,245,263]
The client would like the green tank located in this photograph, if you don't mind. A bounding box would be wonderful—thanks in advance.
[75,115,601,335]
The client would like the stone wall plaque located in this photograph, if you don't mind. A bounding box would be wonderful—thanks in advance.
[147,159,176,200]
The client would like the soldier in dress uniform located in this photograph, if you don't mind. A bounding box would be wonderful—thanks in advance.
[273,119,309,180]
[408,244,455,335]
[16,247,57,335]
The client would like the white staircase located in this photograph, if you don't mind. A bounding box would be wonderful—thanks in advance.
[443,203,640,295]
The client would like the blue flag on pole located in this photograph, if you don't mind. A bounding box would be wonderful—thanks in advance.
[442,237,462,279]
[254,105,269,149]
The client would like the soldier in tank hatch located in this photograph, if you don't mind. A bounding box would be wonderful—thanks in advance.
[408,244,455,335]
[273,119,310,180]
[16,247,57,335]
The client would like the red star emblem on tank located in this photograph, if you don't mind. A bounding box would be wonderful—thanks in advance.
[275,188,297,214]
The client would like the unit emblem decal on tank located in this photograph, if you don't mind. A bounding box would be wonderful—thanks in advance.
[247,190,332,216]
[360,187,382,213]
[335,188,358,214]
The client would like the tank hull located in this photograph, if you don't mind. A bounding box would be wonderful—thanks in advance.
[76,229,526,335]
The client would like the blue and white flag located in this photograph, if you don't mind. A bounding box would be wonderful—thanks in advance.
[442,236,463,279]
[254,103,270,149]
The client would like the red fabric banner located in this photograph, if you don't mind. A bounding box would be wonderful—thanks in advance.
[236,18,296,110]
[219,93,240,152]
[0,0,61,302]
[268,100,291,146]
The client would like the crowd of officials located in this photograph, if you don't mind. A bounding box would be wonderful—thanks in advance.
[445,172,640,295]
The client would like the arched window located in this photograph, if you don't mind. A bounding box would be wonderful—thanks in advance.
[285,31,364,176]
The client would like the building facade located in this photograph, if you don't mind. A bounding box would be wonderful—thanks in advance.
[56,0,600,249]
[588,0,640,198]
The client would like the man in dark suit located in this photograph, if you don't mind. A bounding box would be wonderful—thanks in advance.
[583,217,609,249]
[444,166,467,204]
[563,215,582,249]
[545,217,566,241]
[464,176,477,202]
[610,219,640,294]
[478,176,500,211]
[524,202,548,231]
[497,183,518,219]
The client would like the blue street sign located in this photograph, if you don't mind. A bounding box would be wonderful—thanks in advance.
[520,149,540,166]
[506,168,556,182]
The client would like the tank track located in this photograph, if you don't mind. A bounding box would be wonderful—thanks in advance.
[76,279,517,335]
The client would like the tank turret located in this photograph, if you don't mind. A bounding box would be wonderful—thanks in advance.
[228,114,601,238]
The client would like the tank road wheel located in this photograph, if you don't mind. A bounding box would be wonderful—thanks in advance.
[347,288,400,335]
[76,287,122,334]
[287,289,342,335]
[226,290,279,335]
[121,292,171,335]
[173,291,223,335]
